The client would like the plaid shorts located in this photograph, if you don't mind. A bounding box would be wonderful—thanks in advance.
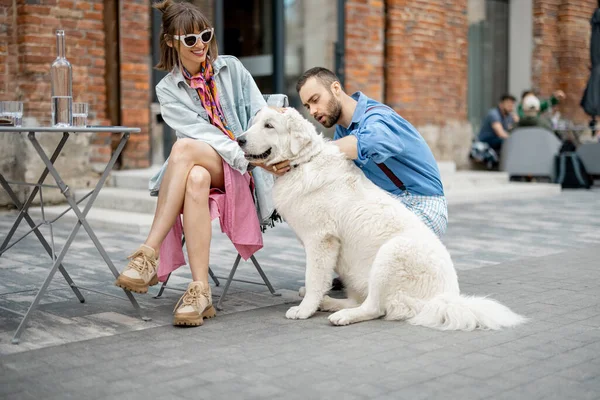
[397,192,448,238]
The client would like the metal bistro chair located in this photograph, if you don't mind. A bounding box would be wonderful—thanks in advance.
[153,94,288,310]
[500,126,562,181]
[577,141,600,176]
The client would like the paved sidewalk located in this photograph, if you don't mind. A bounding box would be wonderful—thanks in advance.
[1,189,599,399]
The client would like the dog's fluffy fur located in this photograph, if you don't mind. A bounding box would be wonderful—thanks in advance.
[239,107,526,330]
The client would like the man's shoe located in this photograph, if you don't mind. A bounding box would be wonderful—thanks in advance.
[173,281,216,326]
[331,277,345,291]
[114,244,159,294]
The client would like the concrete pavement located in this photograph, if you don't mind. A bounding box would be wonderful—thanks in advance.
[0,188,599,399]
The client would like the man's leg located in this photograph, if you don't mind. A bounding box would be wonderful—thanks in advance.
[399,194,448,238]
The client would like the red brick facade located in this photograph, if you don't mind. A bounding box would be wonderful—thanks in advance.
[384,0,468,127]
[344,0,595,164]
[0,0,151,169]
[346,0,596,127]
[533,0,597,123]
[1,0,597,171]
[345,0,470,164]
[344,0,385,102]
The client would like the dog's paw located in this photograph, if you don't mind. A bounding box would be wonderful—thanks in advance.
[328,309,353,326]
[285,306,314,320]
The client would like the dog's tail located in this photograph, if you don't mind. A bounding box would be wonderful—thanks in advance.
[408,293,527,331]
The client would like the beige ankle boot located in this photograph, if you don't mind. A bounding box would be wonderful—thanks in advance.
[114,244,159,294]
[173,281,216,326]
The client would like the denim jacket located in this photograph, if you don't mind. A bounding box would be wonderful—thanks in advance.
[149,55,276,225]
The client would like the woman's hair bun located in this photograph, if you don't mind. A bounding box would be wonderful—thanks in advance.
[153,0,174,13]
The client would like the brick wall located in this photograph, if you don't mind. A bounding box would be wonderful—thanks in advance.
[11,0,109,127]
[384,0,468,126]
[533,0,596,124]
[345,0,471,166]
[344,0,385,101]
[0,0,151,171]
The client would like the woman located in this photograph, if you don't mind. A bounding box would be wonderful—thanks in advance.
[115,0,283,327]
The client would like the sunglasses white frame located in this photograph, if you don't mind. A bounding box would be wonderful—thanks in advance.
[173,28,214,48]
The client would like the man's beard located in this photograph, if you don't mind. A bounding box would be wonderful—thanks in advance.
[321,97,342,128]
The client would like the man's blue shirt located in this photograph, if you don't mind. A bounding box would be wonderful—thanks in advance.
[334,92,444,197]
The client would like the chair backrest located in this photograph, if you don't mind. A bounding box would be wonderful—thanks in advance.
[263,94,289,108]
[500,127,562,179]
[576,142,600,175]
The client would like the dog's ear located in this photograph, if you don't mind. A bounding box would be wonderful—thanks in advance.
[284,108,313,156]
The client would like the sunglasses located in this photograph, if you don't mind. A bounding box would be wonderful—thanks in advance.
[173,28,214,48]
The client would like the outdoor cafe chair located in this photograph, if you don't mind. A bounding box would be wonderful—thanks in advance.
[500,126,562,181]
[152,94,289,310]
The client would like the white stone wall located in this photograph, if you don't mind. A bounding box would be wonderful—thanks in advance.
[1,127,98,207]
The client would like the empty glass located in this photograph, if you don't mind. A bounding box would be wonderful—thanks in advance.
[0,101,24,127]
[72,102,88,127]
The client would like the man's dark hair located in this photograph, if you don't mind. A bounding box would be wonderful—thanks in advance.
[500,94,516,102]
[520,89,534,100]
[296,67,342,93]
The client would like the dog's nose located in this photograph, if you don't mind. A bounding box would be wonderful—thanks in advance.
[237,137,246,147]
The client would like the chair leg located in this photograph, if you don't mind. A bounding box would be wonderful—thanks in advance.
[216,254,242,311]
[153,273,171,299]
[154,268,218,299]
[154,251,277,310]
[209,267,220,286]
[250,255,281,296]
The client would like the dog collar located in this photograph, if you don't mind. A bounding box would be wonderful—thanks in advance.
[289,149,321,170]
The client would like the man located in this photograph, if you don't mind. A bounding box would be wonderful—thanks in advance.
[300,67,447,238]
[266,67,447,240]
[518,89,565,119]
[292,67,447,290]
[478,94,518,154]
[517,94,554,132]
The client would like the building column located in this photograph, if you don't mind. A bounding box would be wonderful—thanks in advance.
[119,0,151,169]
[509,0,533,99]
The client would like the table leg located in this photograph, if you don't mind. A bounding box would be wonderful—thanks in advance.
[27,132,150,322]
[11,211,87,343]
[216,254,242,311]
[0,174,85,303]
[0,133,69,255]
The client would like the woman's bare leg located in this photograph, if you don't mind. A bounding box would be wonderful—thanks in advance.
[144,138,224,252]
[173,165,220,326]
[182,165,218,286]
[116,138,225,296]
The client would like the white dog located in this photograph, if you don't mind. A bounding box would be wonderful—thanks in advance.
[238,107,526,330]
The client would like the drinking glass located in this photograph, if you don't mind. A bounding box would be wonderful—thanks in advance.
[72,102,88,127]
[0,101,24,127]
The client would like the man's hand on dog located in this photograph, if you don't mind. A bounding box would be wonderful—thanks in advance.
[253,160,291,177]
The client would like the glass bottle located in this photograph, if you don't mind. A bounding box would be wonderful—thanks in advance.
[50,30,73,127]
